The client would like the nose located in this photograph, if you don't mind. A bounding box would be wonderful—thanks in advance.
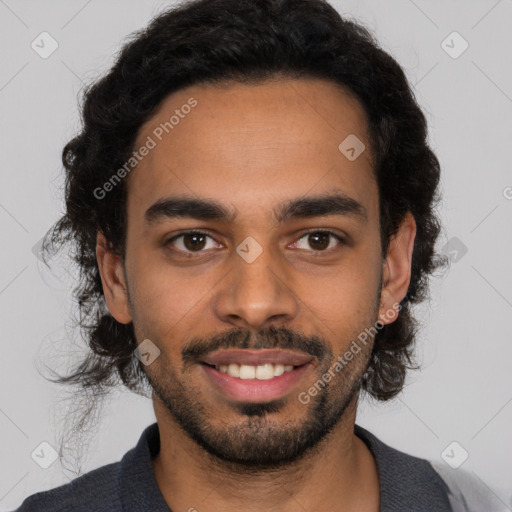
[212,241,299,331]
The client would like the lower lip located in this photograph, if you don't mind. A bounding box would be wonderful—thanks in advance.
[201,363,312,403]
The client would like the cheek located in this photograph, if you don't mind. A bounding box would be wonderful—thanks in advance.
[305,250,380,314]
[295,249,382,347]
[125,251,219,337]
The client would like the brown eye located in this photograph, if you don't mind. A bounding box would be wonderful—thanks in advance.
[167,231,219,253]
[182,233,207,251]
[293,231,344,252]
[307,232,330,250]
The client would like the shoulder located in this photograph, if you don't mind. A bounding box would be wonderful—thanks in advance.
[354,424,453,510]
[15,422,161,512]
[14,460,122,512]
[429,460,511,512]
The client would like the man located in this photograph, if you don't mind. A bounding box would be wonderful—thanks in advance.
[15,0,493,510]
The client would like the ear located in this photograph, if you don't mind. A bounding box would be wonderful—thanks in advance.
[96,231,132,324]
[378,212,416,324]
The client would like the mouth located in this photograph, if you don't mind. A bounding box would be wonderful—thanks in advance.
[203,362,297,379]
[199,349,314,403]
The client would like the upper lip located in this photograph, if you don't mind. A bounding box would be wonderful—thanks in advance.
[201,349,314,367]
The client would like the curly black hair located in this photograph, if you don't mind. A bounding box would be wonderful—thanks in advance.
[42,0,448,464]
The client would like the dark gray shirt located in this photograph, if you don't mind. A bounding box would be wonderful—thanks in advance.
[15,422,454,511]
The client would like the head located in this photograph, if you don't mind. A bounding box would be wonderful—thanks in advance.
[44,0,447,470]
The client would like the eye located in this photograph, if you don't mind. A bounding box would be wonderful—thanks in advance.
[165,229,345,256]
[166,231,221,253]
[290,230,345,252]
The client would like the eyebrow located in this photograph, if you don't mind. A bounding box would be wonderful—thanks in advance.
[144,191,368,226]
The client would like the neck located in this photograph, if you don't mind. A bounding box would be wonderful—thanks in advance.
[151,394,380,512]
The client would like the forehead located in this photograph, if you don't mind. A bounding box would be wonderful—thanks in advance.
[127,78,377,224]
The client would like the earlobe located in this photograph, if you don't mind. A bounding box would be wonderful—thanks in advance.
[96,231,132,324]
[378,212,416,324]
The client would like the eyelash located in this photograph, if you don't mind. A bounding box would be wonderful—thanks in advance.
[165,229,346,255]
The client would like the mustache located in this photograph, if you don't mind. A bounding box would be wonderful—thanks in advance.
[181,326,331,368]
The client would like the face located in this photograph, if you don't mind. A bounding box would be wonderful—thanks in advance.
[97,77,415,469]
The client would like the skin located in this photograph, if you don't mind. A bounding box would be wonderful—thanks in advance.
[96,77,416,512]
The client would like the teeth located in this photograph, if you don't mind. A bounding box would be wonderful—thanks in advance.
[214,363,295,379]
[239,365,256,379]
[274,364,285,376]
[227,363,240,378]
[255,363,274,380]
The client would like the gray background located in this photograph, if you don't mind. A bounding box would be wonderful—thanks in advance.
[1,0,511,509]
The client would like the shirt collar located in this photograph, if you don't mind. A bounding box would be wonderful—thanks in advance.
[119,422,171,511]
[354,424,453,511]
[119,422,452,512]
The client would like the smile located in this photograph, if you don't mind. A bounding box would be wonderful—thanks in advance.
[210,362,295,380]
[199,349,315,402]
